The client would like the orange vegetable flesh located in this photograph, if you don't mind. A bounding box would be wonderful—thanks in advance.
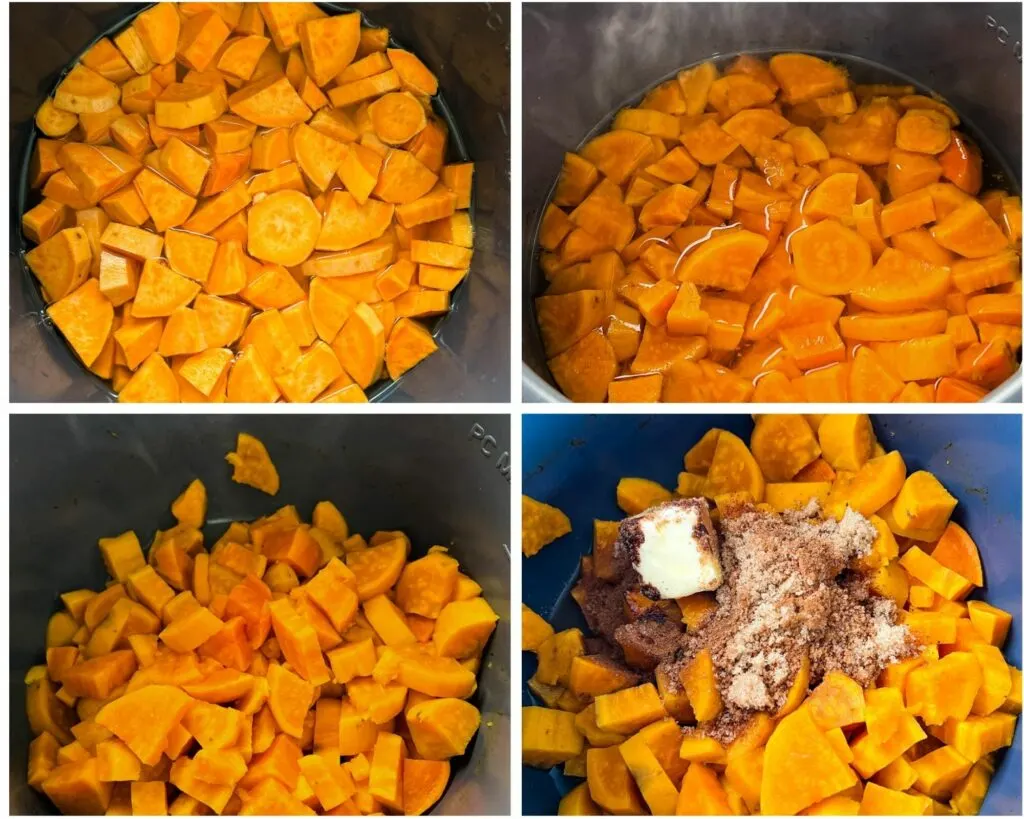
[522,415,1018,816]
[27,432,490,815]
[536,52,1021,401]
[22,2,473,402]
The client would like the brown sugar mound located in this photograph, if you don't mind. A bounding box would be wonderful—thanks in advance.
[662,500,917,742]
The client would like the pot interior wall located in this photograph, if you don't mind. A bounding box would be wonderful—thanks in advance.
[10,414,511,815]
[10,2,511,403]
[521,2,1023,399]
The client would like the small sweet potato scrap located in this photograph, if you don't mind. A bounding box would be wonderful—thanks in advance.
[225,432,280,495]
[522,495,572,557]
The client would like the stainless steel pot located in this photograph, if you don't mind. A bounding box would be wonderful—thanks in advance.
[10,414,511,814]
[10,2,511,403]
[522,2,1022,402]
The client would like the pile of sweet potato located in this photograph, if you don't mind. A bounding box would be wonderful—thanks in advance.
[26,433,498,815]
[536,53,1021,403]
[522,415,1020,815]
[24,2,474,402]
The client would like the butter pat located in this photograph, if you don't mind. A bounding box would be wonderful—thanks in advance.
[620,498,722,599]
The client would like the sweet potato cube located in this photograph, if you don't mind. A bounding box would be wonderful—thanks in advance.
[159,607,225,653]
[58,143,141,205]
[967,600,1013,648]
[267,598,331,685]
[761,706,858,814]
[100,222,164,260]
[594,683,668,734]
[681,649,724,723]
[42,757,113,815]
[95,684,194,766]
[22,198,69,245]
[25,225,92,301]
[47,279,114,367]
[585,745,645,813]
[521,706,582,768]
[304,558,359,632]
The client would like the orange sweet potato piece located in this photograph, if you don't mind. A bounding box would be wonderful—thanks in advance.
[268,599,330,685]
[820,97,900,165]
[317,191,394,252]
[548,329,617,402]
[333,302,385,388]
[46,278,114,367]
[225,431,279,494]
[769,53,848,103]
[851,248,951,313]
[406,698,480,760]
[580,130,653,185]
[155,81,228,130]
[229,74,311,127]
[896,109,952,155]
[761,706,857,814]
[387,48,439,97]
[402,758,449,816]
[384,318,438,380]
[932,199,1009,258]
[938,132,983,195]
[535,290,611,357]
[791,218,872,295]
[53,63,121,114]
[245,190,320,267]
[36,99,79,137]
[297,12,359,85]
[678,229,767,292]
[42,757,113,815]
[267,663,314,738]
[931,522,984,586]
[25,225,93,301]
[95,684,194,766]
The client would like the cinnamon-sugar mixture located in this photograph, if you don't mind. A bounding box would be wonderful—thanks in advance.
[574,500,917,742]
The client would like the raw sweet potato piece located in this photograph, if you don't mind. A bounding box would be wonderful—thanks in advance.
[384,318,438,380]
[317,191,394,252]
[22,199,69,245]
[26,226,93,302]
[54,64,121,114]
[155,82,228,129]
[36,99,79,137]
[290,123,346,192]
[246,190,320,267]
[58,143,141,205]
[132,169,197,232]
[332,302,385,388]
[47,279,114,366]
[383,49,436,97]
[329,69,403,108]
[229,74,311,127]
